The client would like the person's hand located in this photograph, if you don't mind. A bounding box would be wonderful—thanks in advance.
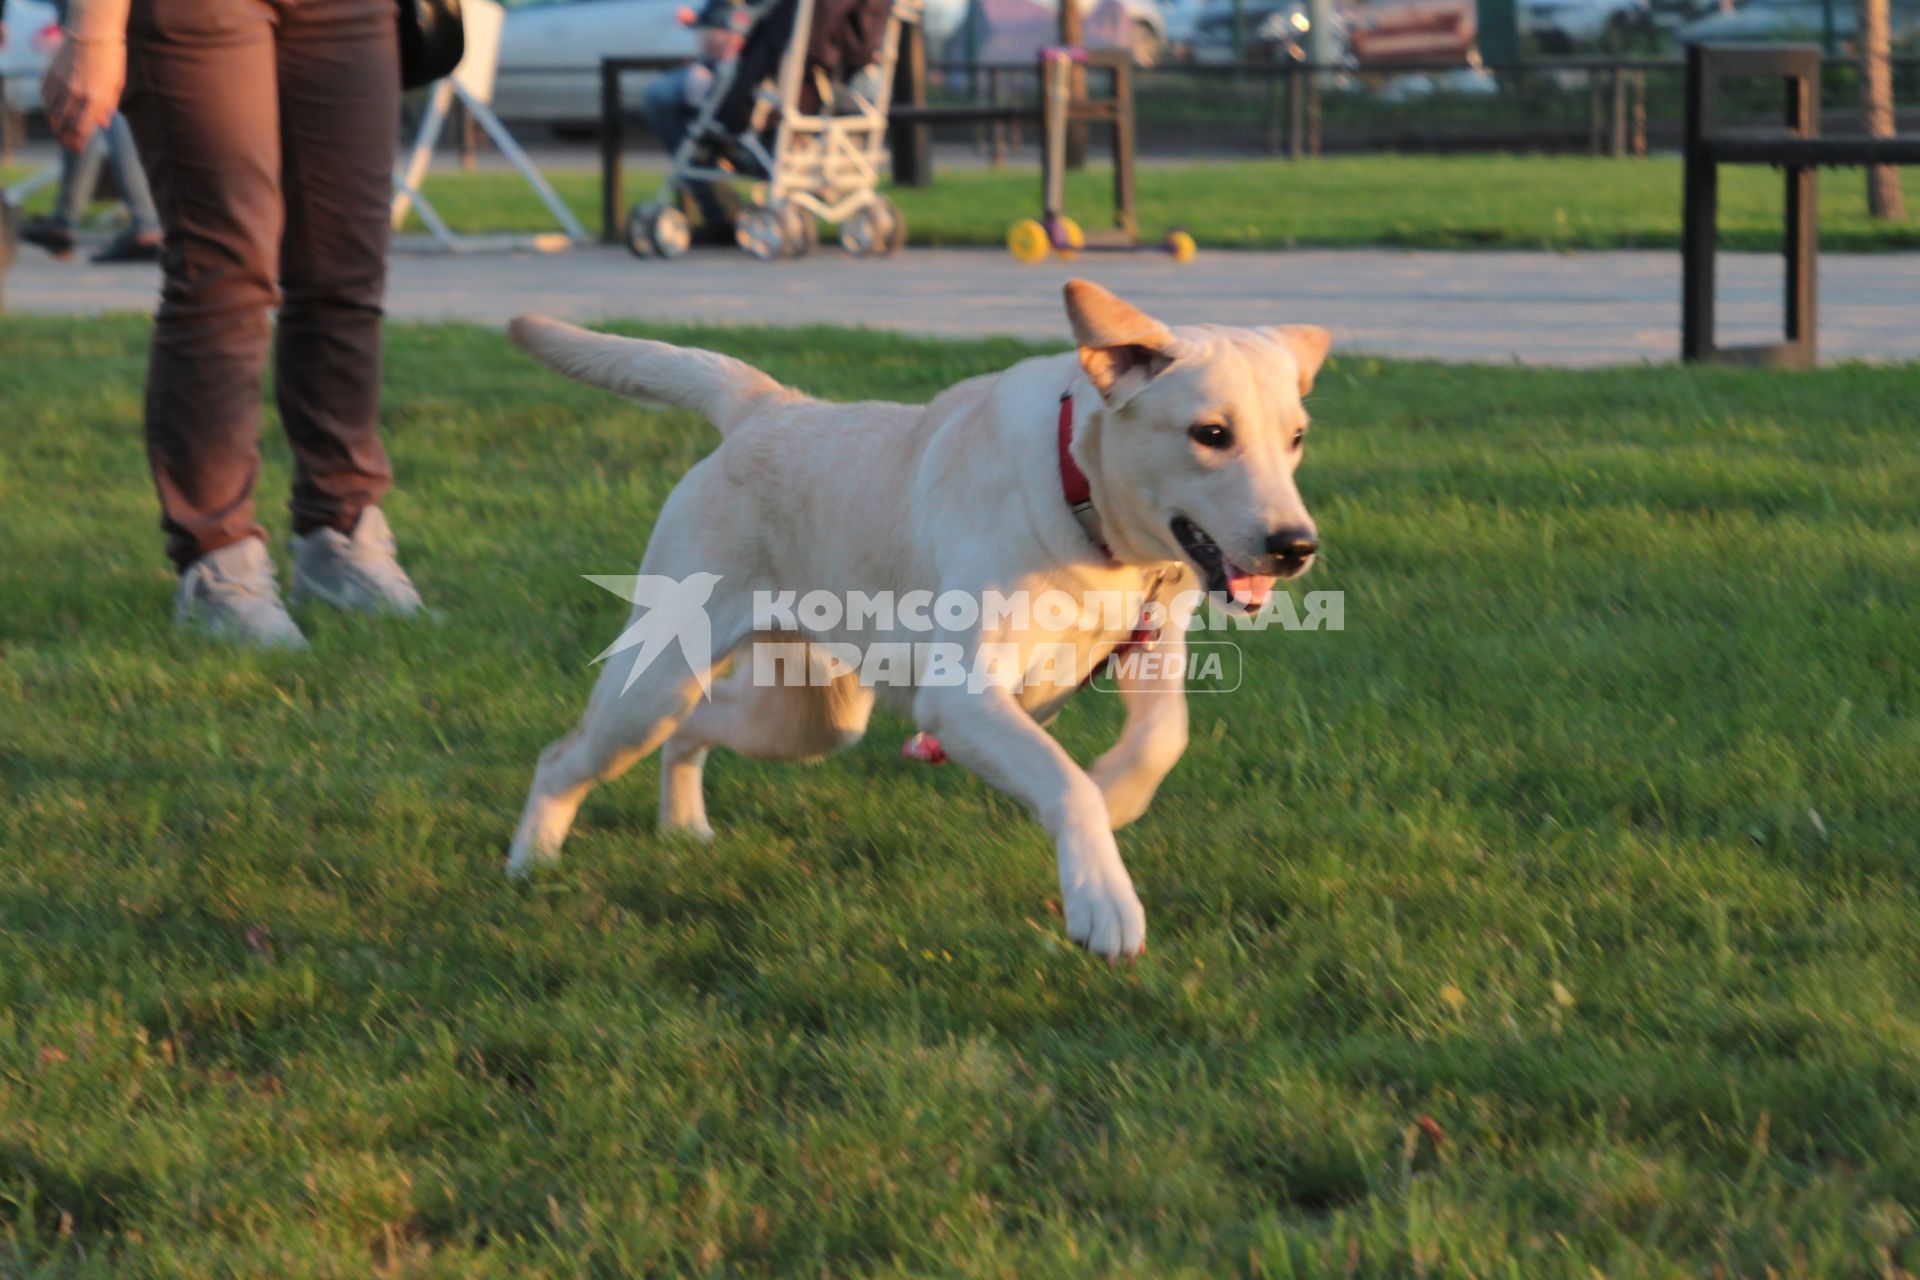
[42,32,126,151]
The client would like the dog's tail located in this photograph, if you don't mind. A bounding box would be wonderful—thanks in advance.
[508,315,799,435]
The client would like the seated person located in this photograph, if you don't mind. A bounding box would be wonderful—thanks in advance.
[642,0,747,239]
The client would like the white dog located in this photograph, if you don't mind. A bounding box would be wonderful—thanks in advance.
[506,281,1327,959]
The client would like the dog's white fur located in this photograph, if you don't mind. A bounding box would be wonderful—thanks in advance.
[505,281,1327,958]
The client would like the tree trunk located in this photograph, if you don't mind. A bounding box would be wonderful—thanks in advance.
[1861,0,1907,219]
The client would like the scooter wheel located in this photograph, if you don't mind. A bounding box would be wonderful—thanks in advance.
[1007,218,1050,264]
[1052,216,1085,261]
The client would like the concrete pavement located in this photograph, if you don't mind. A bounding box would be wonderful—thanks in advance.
[7,241,1919,365]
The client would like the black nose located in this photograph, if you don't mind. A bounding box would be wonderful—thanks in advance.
[1267,526,1318,566]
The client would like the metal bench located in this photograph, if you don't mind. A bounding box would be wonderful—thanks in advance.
[1682,42,1920,367]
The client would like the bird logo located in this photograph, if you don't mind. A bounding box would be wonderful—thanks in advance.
[583,572,724,697]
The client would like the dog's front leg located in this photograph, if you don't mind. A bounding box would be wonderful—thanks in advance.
[916,683,1146,958]
[1088,627,1190,830]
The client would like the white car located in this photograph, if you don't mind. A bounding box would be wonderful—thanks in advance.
[1523,0,1649,50]
[0,0,59,114]
[921,0,1169,62]
[493,0,700,128]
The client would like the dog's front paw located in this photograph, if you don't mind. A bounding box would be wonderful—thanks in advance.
[1061,872,1146,960]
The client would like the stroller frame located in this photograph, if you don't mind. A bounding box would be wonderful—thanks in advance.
[629,0,921,260]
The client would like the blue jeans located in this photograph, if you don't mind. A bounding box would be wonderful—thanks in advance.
[642,66,731,232]
[54,113,162,236]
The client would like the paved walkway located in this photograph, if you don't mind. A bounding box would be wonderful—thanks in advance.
[8,241,1920,365]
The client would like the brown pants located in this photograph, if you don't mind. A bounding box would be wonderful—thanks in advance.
[125,0,398,570]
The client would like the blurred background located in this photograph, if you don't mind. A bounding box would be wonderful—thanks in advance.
[3,0,1916,162]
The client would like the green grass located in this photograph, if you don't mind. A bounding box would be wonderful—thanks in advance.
[11,154,1920,250]
[4,314,1920,1276]
[428,156,1920,251]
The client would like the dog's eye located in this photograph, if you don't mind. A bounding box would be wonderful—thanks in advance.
[1291,428,1307,450]
[1188,422,1233,450]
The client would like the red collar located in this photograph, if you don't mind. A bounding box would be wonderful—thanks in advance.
[1057,389,1110,558]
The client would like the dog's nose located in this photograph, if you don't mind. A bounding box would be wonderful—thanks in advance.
[1266,526,1318,569]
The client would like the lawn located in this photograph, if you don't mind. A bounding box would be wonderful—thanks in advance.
[10,153,1920,252]
[435,155,1920,251]
[3,314,1920,1276]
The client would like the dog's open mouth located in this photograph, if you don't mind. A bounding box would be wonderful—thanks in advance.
[1171,515,1275,609]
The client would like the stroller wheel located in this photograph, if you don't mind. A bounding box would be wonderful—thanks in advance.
[879,199,907,256]
[624,204,657,259]
[652,207,693,260]
[626,204,691,261]
[736,205,786,262]
[839,199,902,259]
[777,202,818,259]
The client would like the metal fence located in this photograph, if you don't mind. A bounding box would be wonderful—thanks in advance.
[9,57,1915,168]
[919,54,1920,159]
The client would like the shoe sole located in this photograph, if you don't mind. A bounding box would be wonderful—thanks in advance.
[290,570,421,618]
[173,611,309,651]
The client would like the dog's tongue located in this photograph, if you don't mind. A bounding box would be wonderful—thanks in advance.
[1227,565,1275,609]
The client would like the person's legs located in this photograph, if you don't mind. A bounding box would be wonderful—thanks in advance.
[274,0,422,617]
[643,66,733,235]
[123,0,283,571]
[103,115,163,239]
[86,115,165,263]
[51,133,107,229]
[641,67,693,154]
[272,0,397,539]
[20,132,103,255]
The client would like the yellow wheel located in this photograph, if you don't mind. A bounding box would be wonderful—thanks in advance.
[1007,218,1051,264]
[1166,229,1197,264]
[1056,216,1085,261]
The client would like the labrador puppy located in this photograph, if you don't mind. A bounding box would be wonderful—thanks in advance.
[506,281,1326,959]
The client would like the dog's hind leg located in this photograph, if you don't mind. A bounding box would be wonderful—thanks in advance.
[660,644,874,839]
[507,559,756,875]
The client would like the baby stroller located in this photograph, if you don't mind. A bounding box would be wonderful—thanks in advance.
[627,0,918,261]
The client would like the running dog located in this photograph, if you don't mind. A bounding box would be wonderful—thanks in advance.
[506,281,1327,959]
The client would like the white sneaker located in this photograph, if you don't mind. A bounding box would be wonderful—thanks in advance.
[174,538,309,650]
[288,507,425,617]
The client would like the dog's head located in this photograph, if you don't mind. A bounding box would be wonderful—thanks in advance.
[1063,280,1328,609]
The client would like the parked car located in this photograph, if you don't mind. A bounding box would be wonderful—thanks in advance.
[1676,0,1919,43]
[1176,0,1329,63]
[0,0,59,115]
[493,0,699,128]
[924,0,1169,62]
[1523,0,1650,51]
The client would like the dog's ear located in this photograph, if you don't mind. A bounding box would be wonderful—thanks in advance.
[1265,325,1332,397]
[1064,279,1176,402]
